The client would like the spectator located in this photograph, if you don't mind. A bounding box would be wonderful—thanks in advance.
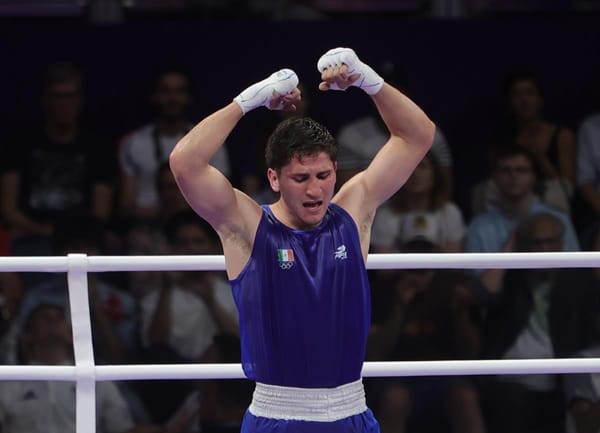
[573,111,600,234]
[367,220,485,433]
[557,223,600,433]
[137,210,238,423]
[52,215,140,365]
[0,61,114,261]
[478,212,574,433]
[0,293,160,433]
[370,152,465,253]
[117,66,231,221]
[465,145,579,258]
[165,332,253,433]
[472,71,576,215]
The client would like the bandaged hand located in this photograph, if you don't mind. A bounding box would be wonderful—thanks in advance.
[233,69,299,115]
[317,47,383,95]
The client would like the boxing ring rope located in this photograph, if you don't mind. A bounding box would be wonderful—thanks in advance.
[0,252,599,433]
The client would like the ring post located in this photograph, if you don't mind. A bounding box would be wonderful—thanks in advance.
[67,254,96,433]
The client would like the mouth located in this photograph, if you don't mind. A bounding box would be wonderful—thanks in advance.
[303,201,323,210]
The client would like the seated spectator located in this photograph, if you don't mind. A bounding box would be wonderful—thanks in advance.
[52,215,140,365]
[573,111,600,234]
[465,145,579,258]
[117,66,231,221]
[477,212,575,433]
[371,152,465,253]
[563,346,600,433]
[0,293,160,433]
[165,333,253,433]
[472,71,576,215]
[367,224,485,433]
[0,61,114,262]
[335,61,453,198]
[137,210,238,423]
[558,223,600,433]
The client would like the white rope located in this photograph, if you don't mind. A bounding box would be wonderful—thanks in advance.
[0,252,598,433]
[3,359,600,382]
[0,252,598,272]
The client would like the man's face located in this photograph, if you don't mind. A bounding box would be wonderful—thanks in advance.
[525,219,564,253]
[172,224,217,255]
[42,80,83,127]
[493,154,536,200]
[152,72,191,120]
[25,306,72,348]
[268,152,337,230]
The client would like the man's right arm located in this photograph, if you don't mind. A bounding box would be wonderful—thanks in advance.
[169,69,300,277]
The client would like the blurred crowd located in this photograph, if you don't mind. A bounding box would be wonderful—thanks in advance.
[0,51,598,433]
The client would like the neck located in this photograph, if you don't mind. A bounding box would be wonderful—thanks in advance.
[45,122,77,143]
[155,118,188,136]
[517,117,543,132]
[271,201,319,231]
[405,192,431,210]
[499,193,534,218]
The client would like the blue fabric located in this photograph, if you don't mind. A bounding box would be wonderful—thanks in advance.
[465,198,580,254]
[230,203,371,388]
[241,408,380,433]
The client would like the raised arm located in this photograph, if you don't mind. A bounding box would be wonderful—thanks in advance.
[321,49,435,242]
[169,69,300,277]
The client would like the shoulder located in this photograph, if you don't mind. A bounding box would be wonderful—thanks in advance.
[580,113,600,128]
[439,201,464,218]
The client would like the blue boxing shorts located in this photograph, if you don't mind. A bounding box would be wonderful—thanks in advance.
[240,379,381,433]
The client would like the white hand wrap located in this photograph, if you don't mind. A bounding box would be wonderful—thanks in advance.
[317,47,383,95]
[233,68,299,115]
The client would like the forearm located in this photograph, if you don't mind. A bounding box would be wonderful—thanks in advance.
[371,83,435,150]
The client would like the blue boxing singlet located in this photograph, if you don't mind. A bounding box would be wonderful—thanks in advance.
[230,203,372,388]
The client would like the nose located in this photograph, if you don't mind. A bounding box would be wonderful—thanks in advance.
[305,178,321,197]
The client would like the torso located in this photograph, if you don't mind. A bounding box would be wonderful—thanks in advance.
[229,203,372,388]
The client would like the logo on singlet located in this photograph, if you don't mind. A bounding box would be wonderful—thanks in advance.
[334,245,347,260]
[277,248,294,270]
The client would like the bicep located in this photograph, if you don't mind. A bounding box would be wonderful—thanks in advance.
[363,136,429,207]
[173,164,237,225]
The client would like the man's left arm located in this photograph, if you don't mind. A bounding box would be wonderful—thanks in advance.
[322,49,434,232]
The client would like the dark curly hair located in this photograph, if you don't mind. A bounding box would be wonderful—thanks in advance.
[265,116,337,171]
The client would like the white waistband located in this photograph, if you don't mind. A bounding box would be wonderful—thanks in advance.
[248,379,367,422]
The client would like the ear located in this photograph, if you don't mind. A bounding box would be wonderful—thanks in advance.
[267,168,280,193]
